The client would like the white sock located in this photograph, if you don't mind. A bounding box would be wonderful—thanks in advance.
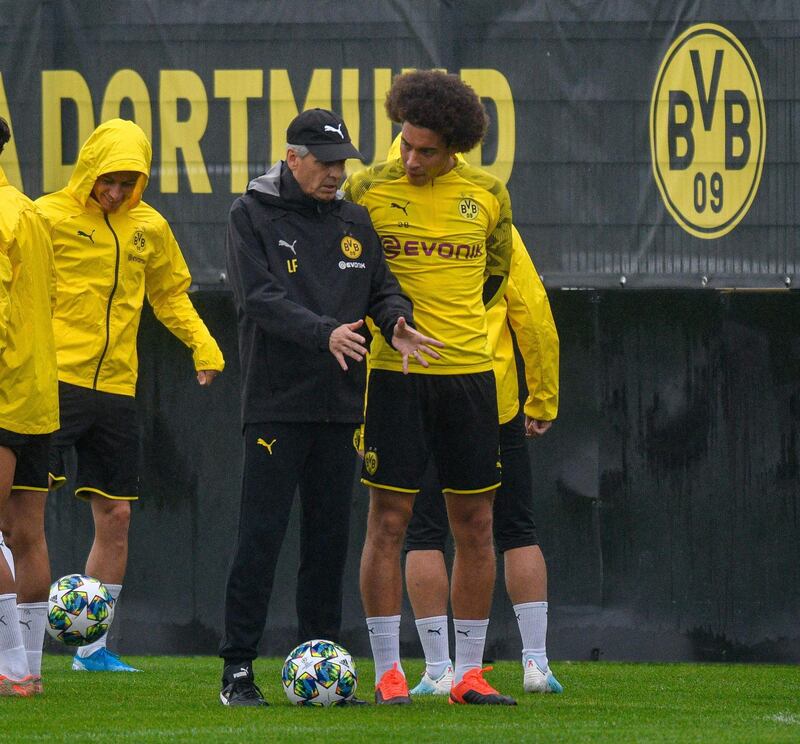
[515,600,549,670]
[414,615,451,679]
[0,594,30,680]
[76,583,121,658]
[366,615,403,680]
[17,602,48,677]
[453,618,488,684]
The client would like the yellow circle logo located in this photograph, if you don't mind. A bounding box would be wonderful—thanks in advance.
[458,198,479,220]
[364,450,378,476]
[650,23,765,239]
[352,427,362,453]
[341,236,362,259]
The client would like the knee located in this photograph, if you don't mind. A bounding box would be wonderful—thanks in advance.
[0,520,44,555]
[94,500,131,537]
[368,506,412,547]
[450,506,494,552]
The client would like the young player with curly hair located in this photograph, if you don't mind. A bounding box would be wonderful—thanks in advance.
[345,70,515,705]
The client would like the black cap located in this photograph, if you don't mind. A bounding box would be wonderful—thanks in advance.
[286,108,363,162]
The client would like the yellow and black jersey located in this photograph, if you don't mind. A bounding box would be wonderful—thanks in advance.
[344,158,512,374]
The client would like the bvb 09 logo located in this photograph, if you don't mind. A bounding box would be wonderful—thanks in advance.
[650,23,765,239]
[341,235,362,259]
[364,450,378,476]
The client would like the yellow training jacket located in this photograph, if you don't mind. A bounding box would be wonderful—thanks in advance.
[36,119,224,396]
[0,166,59,434]
[490,226,559,424]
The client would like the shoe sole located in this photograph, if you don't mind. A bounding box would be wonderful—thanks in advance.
[450,690,517,705]
[0,678,34,697]
[72,661,141,672]
[219,691,269,707]
[375,691,411,705]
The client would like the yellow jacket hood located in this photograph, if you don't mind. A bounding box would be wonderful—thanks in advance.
[66,119,150,209]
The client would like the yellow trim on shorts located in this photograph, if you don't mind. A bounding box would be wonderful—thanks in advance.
[75,486,137,501]
[49,473,67,491]
[442,481,502,496]
[10,485,49,493]
[360,478,419,494]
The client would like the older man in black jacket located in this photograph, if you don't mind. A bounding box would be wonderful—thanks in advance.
[219,108,442,707]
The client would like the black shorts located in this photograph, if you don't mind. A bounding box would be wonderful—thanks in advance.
[49,382,139,501]
[0,427,51,492]
[405,412,538,553]
[361,369,500,494]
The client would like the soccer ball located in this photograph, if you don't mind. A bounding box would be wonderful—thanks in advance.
[281,639,358,706]
[46,574,115,646]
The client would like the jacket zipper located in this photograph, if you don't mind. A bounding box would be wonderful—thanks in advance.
[92,213,121,390]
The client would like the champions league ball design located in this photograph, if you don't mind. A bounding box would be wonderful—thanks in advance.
[282,639,358,706]
[46,574,115,647]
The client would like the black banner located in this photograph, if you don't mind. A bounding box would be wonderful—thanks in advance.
[1,0,797,288]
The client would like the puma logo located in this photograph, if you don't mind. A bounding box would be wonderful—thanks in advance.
[389,201,409,215]
[368,626,375,634]
[323,123,344,139]
[19,619,32,630]
[77,229,95,244]
[427,628,442,635]
[278,239,297,255]
[257,437,277,454]
[232,667,249,680]
[456,629,470,637]
[0,615,6,626]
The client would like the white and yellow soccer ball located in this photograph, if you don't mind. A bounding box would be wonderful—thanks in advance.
[281,639,358,706]
[46,574,115,647]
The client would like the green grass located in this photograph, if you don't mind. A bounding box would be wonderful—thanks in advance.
[3,655,800,743]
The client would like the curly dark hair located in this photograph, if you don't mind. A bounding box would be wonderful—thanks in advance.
[0,116,10,155]
[385,70,488,153]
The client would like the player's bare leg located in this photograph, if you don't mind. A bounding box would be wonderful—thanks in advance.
[505,545,562,693]
[1,489,50,692]
[86,495,130,584]
[405,549,453,694]
[73,494,138,671]
[445,490,515,705]
[360,487,414,703]
[2,490,50,602]
[0,447,33,696]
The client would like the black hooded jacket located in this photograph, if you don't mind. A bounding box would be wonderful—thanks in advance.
[226,161,413,424]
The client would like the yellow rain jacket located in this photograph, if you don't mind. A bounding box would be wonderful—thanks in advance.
[36,119,224,396]
[490,226,559,424]
[0,166,59,434]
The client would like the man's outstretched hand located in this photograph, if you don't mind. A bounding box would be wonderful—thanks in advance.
[391,316,445,374]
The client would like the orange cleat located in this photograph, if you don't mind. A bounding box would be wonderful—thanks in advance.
[449,666,517,705]
[0,673,34,697]
[375,662,411,705]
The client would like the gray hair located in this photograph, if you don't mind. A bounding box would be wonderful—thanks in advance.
[286,143,310,158]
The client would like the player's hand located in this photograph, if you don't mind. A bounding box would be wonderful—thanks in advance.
[197,369,219,386]
[329,319,369,371]
[391,316,445,374]
[524,416,552,438]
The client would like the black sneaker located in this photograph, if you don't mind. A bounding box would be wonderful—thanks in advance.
[220,663,269,707]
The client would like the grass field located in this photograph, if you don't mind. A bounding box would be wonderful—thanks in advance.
[3,655,800,743]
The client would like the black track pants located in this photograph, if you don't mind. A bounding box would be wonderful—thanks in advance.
[219,421,357,663]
